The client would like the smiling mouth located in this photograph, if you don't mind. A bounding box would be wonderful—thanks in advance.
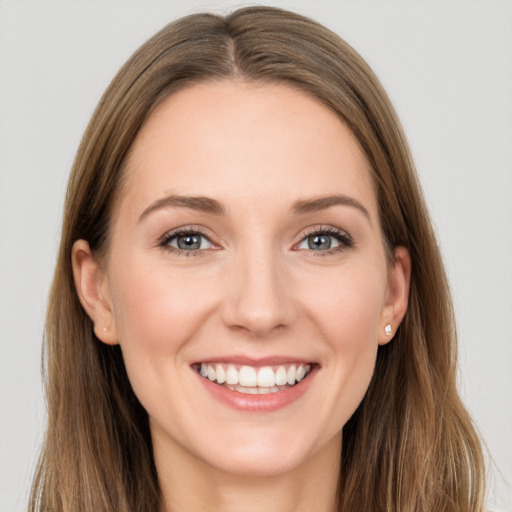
[193,362,313,395]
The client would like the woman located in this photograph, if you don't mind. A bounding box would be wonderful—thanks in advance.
[29,6,485,512]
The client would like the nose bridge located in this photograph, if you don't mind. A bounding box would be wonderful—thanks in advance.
[222,240,293,336]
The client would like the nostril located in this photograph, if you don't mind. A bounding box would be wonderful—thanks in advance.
[227,319,287,337]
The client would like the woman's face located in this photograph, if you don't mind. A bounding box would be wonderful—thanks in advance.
[75,81,409,477]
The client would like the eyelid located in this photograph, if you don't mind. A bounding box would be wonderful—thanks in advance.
[156,224,353,255]
[158,225,219,255]
[293,225,354,253]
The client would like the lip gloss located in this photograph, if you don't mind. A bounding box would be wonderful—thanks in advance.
[195,365,318,412]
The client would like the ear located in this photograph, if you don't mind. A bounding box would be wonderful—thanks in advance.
[71,239,118,345]
[378,246,411,345]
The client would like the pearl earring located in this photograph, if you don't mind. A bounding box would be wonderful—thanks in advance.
[385,324,392,336]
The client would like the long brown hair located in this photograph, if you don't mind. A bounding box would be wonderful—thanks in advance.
[30,6,485,511]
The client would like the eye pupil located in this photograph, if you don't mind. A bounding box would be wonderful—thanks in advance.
[177,234,201,250]
[308,234,331,250]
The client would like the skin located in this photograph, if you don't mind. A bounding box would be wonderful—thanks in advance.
[73,81,410,512]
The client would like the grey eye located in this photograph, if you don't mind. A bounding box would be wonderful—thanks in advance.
[298,234,341,251]
[168,233,213,251]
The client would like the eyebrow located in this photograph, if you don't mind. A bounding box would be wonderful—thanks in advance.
[292,194,371,222]
[138,193,371,223]
[138,194,225,222]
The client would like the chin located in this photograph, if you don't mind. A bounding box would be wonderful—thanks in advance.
[190,422,334,478]
[203,443,313,477]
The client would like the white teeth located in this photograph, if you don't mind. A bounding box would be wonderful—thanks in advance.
[287,365,296,385]
[198,362,312,390]
[215,364,226,384]
[239,366,257,387]
[275,366,288,386]
[226,384,284,394]
[257,366,276,387]
[225,365,239,385]
[207,364,216,382]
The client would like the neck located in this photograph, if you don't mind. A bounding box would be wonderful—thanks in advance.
[154,432,341,512]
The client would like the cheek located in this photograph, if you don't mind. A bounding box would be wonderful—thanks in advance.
[111,258,217,349]
[302,265,385,422]
[107,256,221,406]
[305,264,385,343]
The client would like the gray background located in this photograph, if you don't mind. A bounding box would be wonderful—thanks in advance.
[1,1,511,511]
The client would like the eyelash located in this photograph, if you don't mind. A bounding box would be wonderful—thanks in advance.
[296,226,354,256]
[158,227,214,257]
[158,225,353,256]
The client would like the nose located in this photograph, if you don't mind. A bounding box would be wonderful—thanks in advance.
[221,247,296,337]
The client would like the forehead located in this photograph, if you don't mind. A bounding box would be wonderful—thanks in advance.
[118,80,377,220]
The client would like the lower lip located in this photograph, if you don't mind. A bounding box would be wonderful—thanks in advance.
[195,366,318,412]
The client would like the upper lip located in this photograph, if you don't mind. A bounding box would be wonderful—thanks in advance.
[191,355,317,367]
